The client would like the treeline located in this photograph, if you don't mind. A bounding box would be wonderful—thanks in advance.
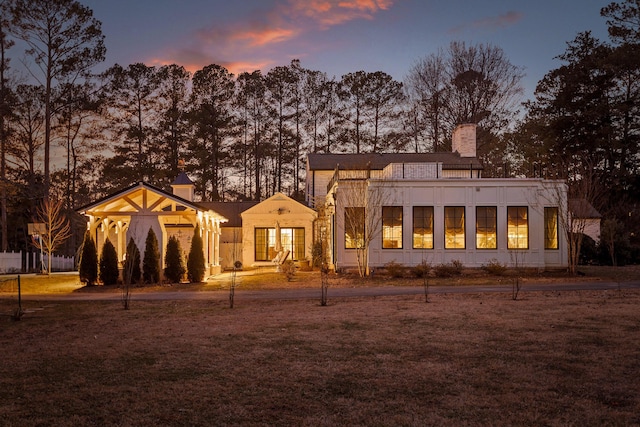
[0,0,639,265]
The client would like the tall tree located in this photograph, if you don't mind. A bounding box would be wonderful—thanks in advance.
[364,71,405,152]
[0,0,14,251]
[101,63,161,189]
[8,84,46,197]
[405,48,447,151]
[188,64,235,200]
[157,64,190,184]
[266,62,298,193]
[339,71,369,153]
[289,60,307,198]
[602,0,640,43]
[52,80,103,211]
[303,68,329,153]
[9,0,105,197]
[235,70,270,200]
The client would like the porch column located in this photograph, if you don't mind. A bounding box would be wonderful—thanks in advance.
[116,221,126,263]
[213,220,220,267]
[203,217,211,268]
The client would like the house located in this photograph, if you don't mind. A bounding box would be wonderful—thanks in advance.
[306,123,483,208]
[77,173,228,278]
[202,193,317,270]
[78,175,317,277]
[310,124,569,271]
[79,123,568,278]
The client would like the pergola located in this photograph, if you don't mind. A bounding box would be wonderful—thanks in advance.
[78,182,228,277]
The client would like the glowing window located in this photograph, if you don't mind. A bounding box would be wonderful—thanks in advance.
[544,207,559,249]
[413,206,434,249]
[476,206,497,249]
[345,207,365,249]
[255,228,305,261]
[382,206,403,248]
[507,206,528,249]
[445,206,465,249]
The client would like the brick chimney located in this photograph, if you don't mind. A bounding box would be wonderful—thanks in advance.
[452,124,477,158]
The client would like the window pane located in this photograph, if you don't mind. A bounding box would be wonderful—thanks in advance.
[293,228,305,260]
[507,207,528,249]
[345,207,365,249]
[413,206,433,249]
[544,207,558,249]
[383,206,403,248]
[476,207,497,249]
[445,206,465,249]
[255,228,268,261]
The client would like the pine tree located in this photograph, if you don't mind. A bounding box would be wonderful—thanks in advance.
[187,225,206,283]
[164,235,185,283]
[99,238,119,285]
[123,238,141,285]
[142,228,160,284]
[79,231,98,286]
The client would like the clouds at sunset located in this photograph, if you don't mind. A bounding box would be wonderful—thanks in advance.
[149,0,395,75]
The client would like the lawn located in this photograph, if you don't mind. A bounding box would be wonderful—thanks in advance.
[1,272,639,426]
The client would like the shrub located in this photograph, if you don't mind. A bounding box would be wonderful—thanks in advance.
[482,259,507,276]
[411,261,432,278]
[384,260,405,278]
[79,231,98,286]
[123,238,141,285]
[280,259,297,281]
[143,228,160,284]
[164,236,185,283]
[187,225,206,283]
[434,260,463,278]
[99,238,119,285]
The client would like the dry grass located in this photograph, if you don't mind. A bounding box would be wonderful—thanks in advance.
[1,285,639,426]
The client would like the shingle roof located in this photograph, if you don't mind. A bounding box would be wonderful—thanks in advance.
[198,201,259,227]
[306,152,483,171]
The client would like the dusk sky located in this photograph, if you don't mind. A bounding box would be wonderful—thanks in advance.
[82,0,610,99]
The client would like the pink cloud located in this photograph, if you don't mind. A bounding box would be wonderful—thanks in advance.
[146,0,396,74]
[289,0,394,27]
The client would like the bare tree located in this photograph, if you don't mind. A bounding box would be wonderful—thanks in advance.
[337,176,391,277]
[404,42,524,157]
[31,198,71,275]
[509,249,525,300]
[229,227,242,309]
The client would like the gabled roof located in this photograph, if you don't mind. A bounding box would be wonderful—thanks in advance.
[307,152,483,171]
[76,181,227,222]
[241,192,317,217]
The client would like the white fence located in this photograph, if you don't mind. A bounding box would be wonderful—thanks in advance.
[0,251,75,273]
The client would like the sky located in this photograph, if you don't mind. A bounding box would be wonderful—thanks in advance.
[77,0,613,101]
